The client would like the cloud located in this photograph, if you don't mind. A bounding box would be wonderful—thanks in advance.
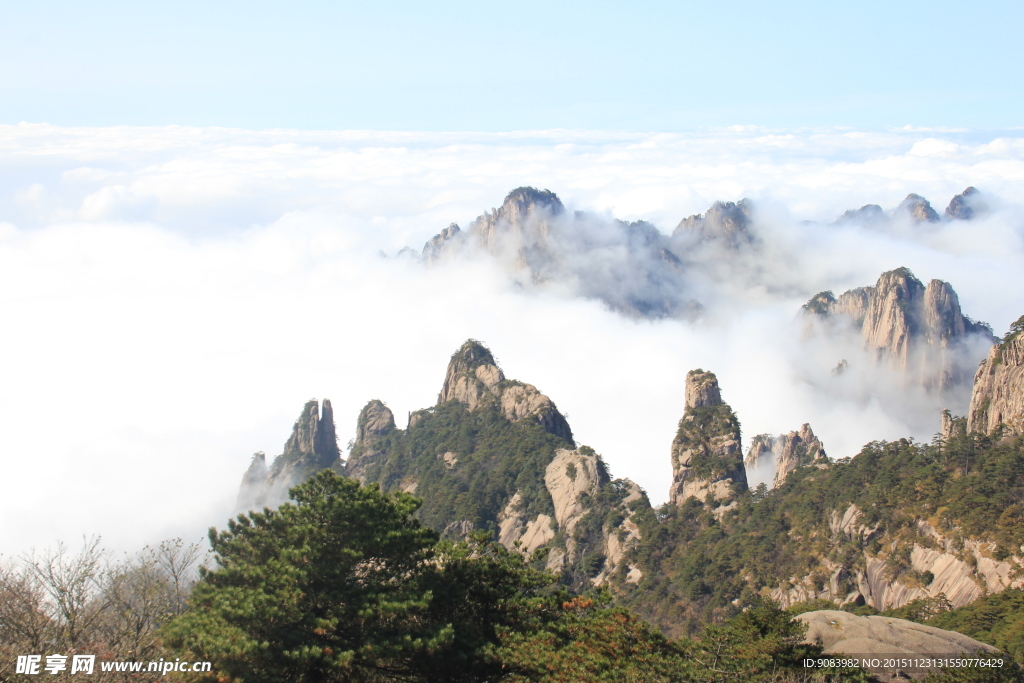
[0,124,1022,558]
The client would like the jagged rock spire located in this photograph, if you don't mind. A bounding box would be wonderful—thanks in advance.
[283,399,340,468]
[669,370,747,506]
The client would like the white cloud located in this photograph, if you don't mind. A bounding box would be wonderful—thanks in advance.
[0,124,1022,558]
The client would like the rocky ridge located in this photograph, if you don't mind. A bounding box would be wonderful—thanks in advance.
[668,370,747,506]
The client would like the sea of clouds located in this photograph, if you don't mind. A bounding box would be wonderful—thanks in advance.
[1,123,1022,558]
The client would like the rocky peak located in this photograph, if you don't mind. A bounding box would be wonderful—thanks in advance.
[234,399,340,512]
[438,340,506,408]
[895,193,940,223]
[669,370,747,506]
[495,187,564,223]
[745,424,826,488]
[945,186,980,220]
[673,199,754,247]
[437,339,573,444]
[283,399,340,467]
[355,399,396,446]
[685,369,723,409]
[967,314,1024,435]
[804,268,993,391]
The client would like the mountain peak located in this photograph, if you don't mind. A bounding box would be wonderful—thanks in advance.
[685,369,723,409]
[945,186,981,220]
[673,199,754,247]
[283,398,339,467]
[895,193,940,223]
[500,187,564,217]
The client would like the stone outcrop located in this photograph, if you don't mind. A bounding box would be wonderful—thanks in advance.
[895,193,941,223]
[945,186,981,220]
[745,424,826,488]
[345,400,396,482]
[672,199,754,248]
[797,610,998,680]
[967,315,1024,435]
[235,399,341,511]
[438,340,574,444]
[804,268,993,391]
[668,370,747,505]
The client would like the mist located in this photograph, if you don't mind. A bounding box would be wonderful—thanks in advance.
[1,124,1022,559]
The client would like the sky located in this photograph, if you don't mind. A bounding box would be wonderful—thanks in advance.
[2,1,1023,131]
[0,3,1022,558]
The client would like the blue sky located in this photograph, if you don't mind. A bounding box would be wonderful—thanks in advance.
[2,0,1021,130]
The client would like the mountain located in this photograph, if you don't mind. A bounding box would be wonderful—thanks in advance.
[239,340,651,590]
[233,332,1024,643]
[968,315,1024,436]
[667,370,747,507]
[419,187,695,319]
[895,193,941,223]
[946,186,983,220]
[803,267,994,391]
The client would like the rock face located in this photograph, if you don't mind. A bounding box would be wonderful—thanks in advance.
[895,193,941,223]
[669,370,747,505]
[771,506,1024,613]
[797,610,998,680]
[438,340,574,444]
[968,315,1024,435]
[745,424,826,488]
[235,399,341,511]
[945,186,981,220]
[672,199,754,248]
[804,268,993,391]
